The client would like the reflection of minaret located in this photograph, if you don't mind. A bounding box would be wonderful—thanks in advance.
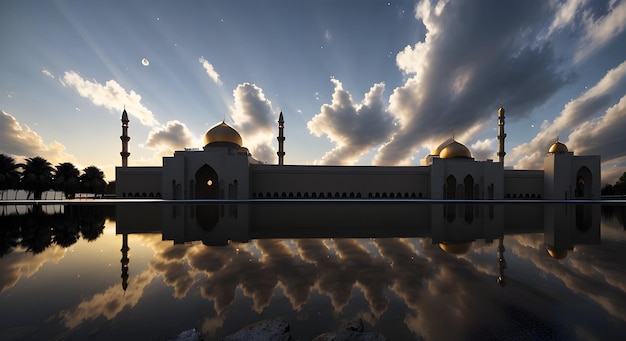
[497,237,507,287]
[120,109,130,168]
[277,112,285,165]
[121,233,130,293]
[497,106,506,163]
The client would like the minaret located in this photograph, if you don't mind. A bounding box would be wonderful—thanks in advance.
[121,233,130,293]
[497,106,506,163]
[497,237,507,287]
[120,109,130,167]
[277,112,285,165]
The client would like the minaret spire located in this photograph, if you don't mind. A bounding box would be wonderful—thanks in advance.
[120,108,130,167]
[121,233,130,293]
[497,105,506,163]
[277,112,285,165]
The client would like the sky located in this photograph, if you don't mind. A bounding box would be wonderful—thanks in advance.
[1,0,626,184]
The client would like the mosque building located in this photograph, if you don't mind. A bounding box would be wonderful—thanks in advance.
[115,107,601,201]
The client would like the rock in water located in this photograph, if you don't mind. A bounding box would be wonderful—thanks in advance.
[218,318,290,341]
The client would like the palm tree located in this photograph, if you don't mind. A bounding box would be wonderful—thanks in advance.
[0,154,21,199]
[54,162,80,199]
[80,165,107,195]
[20,156,54,200]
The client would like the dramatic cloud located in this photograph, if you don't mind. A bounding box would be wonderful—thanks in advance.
[0,110,75,165]
[510,60,626,181]
[199,57,222,86]
[373,1,569,165]
[575,0,626,62]
[307,79,395,165]
[143,120,197,154]
[230,82,276,162]
[61,71,158,127]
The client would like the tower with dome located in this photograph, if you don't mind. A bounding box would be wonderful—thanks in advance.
[115,107,600,201]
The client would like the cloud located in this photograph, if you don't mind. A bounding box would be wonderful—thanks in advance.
[61,71,158,127]
[143,120,197,154]
[470,138,496,161]
[324,29,333,42]
[373,0,569,165]
[546,0,588,37]
[0,110,75,165]
[199,57,222,86]
[575,0,626,62]
[510,60,626,172]
[230,83,276,162]
[41,68,54,78]
[307,79,396,165]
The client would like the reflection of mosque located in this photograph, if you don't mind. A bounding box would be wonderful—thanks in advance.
[115,107,601,201]
[116,202,600,290]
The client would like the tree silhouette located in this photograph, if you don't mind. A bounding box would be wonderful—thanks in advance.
[80,166,107,195]
[54,162,80,199]
[20,156,54,200]
[0,154,21,199]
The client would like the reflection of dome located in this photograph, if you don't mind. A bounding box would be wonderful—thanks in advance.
[438,241,473,255]
[203,121,243,147]
[440,140,472,159]
[546,246,568,259]
[548,141,568,153]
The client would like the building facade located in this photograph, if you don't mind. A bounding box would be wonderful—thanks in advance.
[115,108,600,201]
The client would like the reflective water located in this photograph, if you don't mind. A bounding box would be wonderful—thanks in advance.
[1,202,625,340]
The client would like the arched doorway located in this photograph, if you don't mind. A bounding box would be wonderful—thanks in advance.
[446,175,457,199]
[195,164,220,199]
[195,165,220,229]
[575,166,592,199]
[464,175,474,199]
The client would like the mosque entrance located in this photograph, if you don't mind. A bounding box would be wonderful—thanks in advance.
[195,164,220,229]
[195,164,220,199]
[575,166,592,199]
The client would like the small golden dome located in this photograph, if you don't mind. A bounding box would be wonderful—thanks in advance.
[498,106,505,116]
[440,140,472,159]
[548,141,568,153]
[203,121,243,147]
[546,246,568,259]
[438,241,473,255]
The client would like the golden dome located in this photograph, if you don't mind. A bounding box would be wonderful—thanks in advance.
[438,241,473,255]
[431,137,455,156]
[203,121,243,147]
[548,141,568,153]
[498,106,505,116]
[440,140,472,159]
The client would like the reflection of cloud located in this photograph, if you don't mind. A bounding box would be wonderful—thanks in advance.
[201,315,224,338]
[508,232,626,323]
[256,240,316,311]
[59,270,157,328]
[0,246,66,293]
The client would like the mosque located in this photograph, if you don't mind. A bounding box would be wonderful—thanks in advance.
[115,107,601,200]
